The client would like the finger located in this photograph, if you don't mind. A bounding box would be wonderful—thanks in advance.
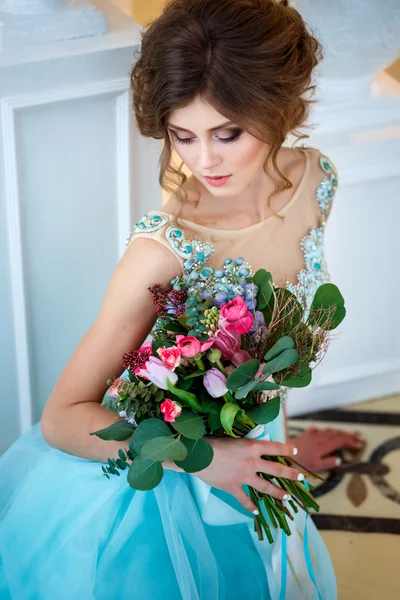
[315,455,342,471]
[232,487,259,514]
[321,435,365,455]
[257,440,298,458]
[256,459,304,482]
[248,476,292,502]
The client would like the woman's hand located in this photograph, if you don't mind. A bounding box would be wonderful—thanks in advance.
[191,437,302,515]
[290,426,366,472]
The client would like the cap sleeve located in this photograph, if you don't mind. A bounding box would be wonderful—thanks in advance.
[125,211,195,272]
[316,152,339,227]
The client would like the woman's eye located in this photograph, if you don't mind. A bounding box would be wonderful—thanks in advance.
[173,130,242,145]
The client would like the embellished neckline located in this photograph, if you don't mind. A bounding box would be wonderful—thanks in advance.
[156,147,310,235]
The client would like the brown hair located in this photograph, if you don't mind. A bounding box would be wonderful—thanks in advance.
[130,0,322,224]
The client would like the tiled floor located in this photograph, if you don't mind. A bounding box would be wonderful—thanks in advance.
[289,395,400,599]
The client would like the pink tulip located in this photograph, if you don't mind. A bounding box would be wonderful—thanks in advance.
[220,296,254,334]
[138,356,178,390]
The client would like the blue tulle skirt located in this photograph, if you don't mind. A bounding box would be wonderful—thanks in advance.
[0,417,337,600]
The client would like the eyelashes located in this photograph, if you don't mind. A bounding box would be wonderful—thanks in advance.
[172,130,242,145]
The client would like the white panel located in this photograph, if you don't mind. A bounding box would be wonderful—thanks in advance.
[14,92,125,420]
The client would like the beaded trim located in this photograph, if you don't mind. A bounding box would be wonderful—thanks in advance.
[165,226,194,259]
[285,154,338,315]
[125,213,168,247]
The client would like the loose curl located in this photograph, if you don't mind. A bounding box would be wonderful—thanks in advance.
[130,0,323,225]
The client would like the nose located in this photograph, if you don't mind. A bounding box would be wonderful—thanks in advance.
[198,141,223,172]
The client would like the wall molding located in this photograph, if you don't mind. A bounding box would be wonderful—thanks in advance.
[1,77,131,434]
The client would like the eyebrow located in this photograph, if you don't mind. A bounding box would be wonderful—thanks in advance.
[167,121,235,134]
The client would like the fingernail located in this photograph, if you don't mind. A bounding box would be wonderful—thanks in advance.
[335,457,342,467]
[283,493,291,501]
[297,473,305,481]
[253,509,260,515]
[293,447,298,456]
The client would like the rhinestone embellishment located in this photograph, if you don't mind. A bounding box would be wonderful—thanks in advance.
[165,226,194,259]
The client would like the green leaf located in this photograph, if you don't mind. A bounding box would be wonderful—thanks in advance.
[253,380,280,391]
[253,269,273,310]
[90,420,135,441]
[164,320,187,333]
[166,378,202,411]
[220,403,244,438]
[199,391,222,415]
[281,368,312,388]
[170,410,205,440]
[152,339,174,356]
[264,336,295,362]
[133,418,172,453]
[308,283,346,330]
[234,378,258,400]
[182,370,205,380]
[141,437,188,461]
[246,397,281,424]
[263,349,299,374]
[127,457,164,490]
[208,412,222,432]
[226,359,260,391]
[175,437,214,473]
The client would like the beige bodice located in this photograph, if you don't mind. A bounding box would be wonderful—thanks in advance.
[126,147,338,313]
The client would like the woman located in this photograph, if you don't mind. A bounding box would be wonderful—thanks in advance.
[0,1,364,598]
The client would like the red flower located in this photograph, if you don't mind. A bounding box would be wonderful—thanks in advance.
[160,399,182,423]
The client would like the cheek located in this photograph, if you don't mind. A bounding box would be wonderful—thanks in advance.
[233,139,267,169]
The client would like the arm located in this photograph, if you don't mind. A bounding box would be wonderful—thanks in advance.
[41,237,182,464]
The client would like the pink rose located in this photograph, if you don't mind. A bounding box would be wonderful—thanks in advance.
[176,335,215,358]
[133,341,153,376]
[220,296,254,334]
[157,346,182,371]
[138,356,178,390]
[160,399,182,423]
[139,341,153,355]
[108,378,126,398]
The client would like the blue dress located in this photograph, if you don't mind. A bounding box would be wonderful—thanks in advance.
[0,150,339,599]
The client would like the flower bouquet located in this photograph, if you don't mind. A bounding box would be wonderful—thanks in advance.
[91,253,345,543]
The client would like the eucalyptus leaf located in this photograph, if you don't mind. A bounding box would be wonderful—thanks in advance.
[127,457,164,490]
[170,410,206,440]
[90,420,135,441]
[308,283,346,330]
[253,380,280,391]
[253,269,273,310]
[226,359,260,391]
[263,349,299,374]
[175,437,214,473]
[141,437,188,462]
[220,403,244,438]
[246,397,281,424]
[281,368,312,388]
[264,336,295,362]
[133,418,172,454]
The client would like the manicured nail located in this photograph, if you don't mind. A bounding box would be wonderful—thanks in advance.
[335,457,342,467]
[293,447,298,456]
[297,473,305,481]
[283,493,291,501]
[253,509,260,515]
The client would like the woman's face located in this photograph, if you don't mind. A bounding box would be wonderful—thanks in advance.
[167,96,269,196]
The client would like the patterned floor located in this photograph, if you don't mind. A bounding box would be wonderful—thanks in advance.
[289,395,400,600]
